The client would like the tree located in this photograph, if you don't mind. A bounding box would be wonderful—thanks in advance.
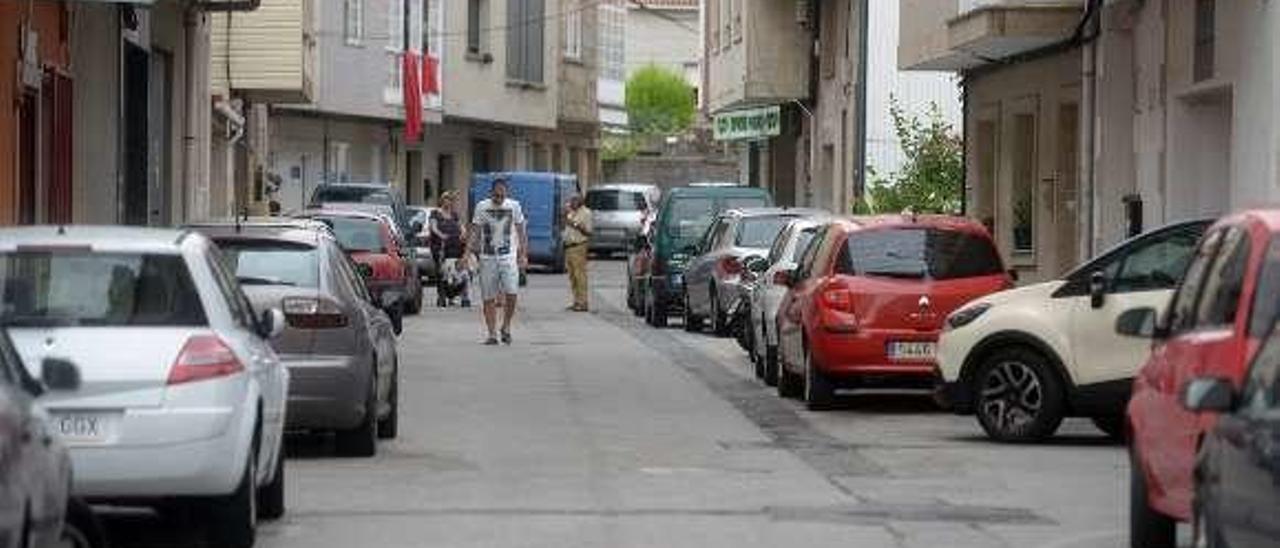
[625,65,696,135]
[856,100,963,215]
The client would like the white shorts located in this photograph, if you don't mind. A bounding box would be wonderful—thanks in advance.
[478,256,520,299]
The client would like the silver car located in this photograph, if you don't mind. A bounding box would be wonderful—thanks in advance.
[189,219,401,458]
[586,184,659,256]
[746,217,826,385]
[407,206,439,282]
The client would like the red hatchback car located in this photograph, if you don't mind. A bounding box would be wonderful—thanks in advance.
[308,210,410,329]
[1122,210,1280,547]
[775,216,1012,410]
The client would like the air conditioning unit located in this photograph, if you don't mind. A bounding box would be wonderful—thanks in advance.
[795,0,812,28]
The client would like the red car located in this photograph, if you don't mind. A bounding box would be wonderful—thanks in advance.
[308,210,411,327]
[775,215,1012,410]
[1122,209,1280,547]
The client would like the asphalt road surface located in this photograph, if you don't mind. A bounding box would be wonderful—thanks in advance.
[104,260,1142,548]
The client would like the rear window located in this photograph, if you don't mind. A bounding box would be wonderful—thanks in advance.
[322,217,386,253]
[736,217,793,248]
[587,190,646,212]
[0,252,206,327]
[311,186,392,206]
[1250,237,1280,337]
[839,228,1004,280]
[664,197,716,242]
[792,229,818,262]
[217,240,320,288]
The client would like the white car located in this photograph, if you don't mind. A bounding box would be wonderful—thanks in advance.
[746,217,825,386]
[935,219,1210,442]
[0,226,290,548]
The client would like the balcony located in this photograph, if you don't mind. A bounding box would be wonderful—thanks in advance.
[900,0,1084,71]
[210,0,315,103]
[704,0,810,113]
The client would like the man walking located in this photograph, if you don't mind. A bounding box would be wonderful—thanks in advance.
[471,178,528,345]
[563,195,593,312]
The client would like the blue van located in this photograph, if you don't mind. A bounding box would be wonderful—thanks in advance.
[469,172,579,273]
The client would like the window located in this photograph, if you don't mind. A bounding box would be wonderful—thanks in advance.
[708,0,719,51]
[1195,228,1249,329]
[344,0,364,45]
[1250,238,1280,337]
[736,217,794,249]
[467,0,487,55]
[563,1,582,60]
[1110,225,1205,293]
[1239,324,1280,416]
[421,0,432,54]
[328,142,350,183]
[1169,229,1222,334]
[217,240,321,289]
[205,246,262,330]
[732,0,743,41]
[665,197,716,244]
[820,0,838,78]
[792,229,818,263]
[322,216,389,253]
[838,228,1005,280]
[598,1,626,81]
[767,225,794,264]
[1194,0,1215,82]
[1011,113,1036,254]
[506,0,546,84]
[795,226,829,281]
[585,190,645,212]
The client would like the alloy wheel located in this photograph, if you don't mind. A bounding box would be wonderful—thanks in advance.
[979,360,1043,434]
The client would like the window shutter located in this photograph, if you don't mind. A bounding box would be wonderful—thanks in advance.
[506,0,522,80]
[528,0,544,82]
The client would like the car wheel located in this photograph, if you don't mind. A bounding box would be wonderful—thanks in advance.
[257,446,286,520]
[337,374,379,458]
[973,347,1066,442]
[803,343,836,411]
[777,348,802,399]
[710,288,730,337]
[1091,415,1125,441]
[62,499,106,548]
[1194,475,1226,548]
[1130,452,1176,548]
[683,293,703,332]
[405,284,423,315]
[378,361,399,440]
[752,336,765,380]
[764,345,780,387]
[646,286,667,328]
[207,451,257,548]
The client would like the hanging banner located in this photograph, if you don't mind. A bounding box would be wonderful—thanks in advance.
[713,105,782,141]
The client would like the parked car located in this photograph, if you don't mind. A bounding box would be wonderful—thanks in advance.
[469,172,580,273]
[0,326,104,548]
[1183,315,1280,548]
[586,184,658,257]
[306,210,412,328]
[775,215,1012,410]
[937,219,1210,442]
[189,218,402,457]
[682,208,822,337]
[309,183,414,236]
[313,202,423,313]
[642,185,773,328]
[748,217,828,385]
[408,206,439,283]
[0,226,290,548]
[1121,211,1280,547]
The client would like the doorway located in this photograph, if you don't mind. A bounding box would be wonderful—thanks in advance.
[437,154,455,198]
[148,50,172,226]
[122,43,150,226]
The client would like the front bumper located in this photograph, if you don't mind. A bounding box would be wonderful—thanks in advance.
[590,228,635,253]
[281,353,371,431]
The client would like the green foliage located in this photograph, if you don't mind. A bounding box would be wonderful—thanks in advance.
[625,65,696,135]
[601,134,641,164]
[855,100,963,215]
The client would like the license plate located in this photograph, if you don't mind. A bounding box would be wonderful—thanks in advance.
[51,412,117,445]
[887,341,937,361]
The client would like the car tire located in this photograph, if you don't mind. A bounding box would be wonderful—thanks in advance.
[1130,453,1176,548]
[710,288,728,337]
[378,361,399,440]
[777,351,802,399]
[207,452,257,548]
[752,338,765,380]
[257,447,286,521]
[1091,415,1125,441]
[62,499,107,548]
[337,375,379,458]
[803,343,836,411]
[646,287,668,328]
[764,345,780,387]
[405,284,423,315]
[1194,475,1226,548]
[973,347,1066,442]
[683,293,703,332]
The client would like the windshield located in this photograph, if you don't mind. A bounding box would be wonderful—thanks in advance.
[311,186,393,207]
[792,229,817,262]
[736,217,793,248]
[840,228,1004,280]
[587,190,646,212]
[664,197,716,244]
[217,240,320,288]
[323,217,387,253]
[0,252,206,327]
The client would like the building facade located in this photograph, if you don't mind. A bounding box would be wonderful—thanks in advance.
[900,0,1280,282]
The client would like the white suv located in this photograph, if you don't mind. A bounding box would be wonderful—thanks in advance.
[0,226,290,548]
[935,220,1210,442]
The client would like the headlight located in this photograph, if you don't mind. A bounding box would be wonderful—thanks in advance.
[945,303,991,331]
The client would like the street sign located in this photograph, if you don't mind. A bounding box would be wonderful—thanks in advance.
[714,105,782,142]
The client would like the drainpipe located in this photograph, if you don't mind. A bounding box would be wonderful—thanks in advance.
[1080,2,1102,261]
[853,0,869,212]
[960,77,969,216]
[183,6,202,222]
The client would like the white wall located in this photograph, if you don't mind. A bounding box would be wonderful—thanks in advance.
[626,8,699,84]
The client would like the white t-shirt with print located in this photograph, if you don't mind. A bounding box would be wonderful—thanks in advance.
[471,198,526,260]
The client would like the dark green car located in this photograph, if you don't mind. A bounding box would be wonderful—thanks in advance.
[642,186,773,327]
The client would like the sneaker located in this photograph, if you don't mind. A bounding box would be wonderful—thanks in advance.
[484,336,499,346]
[500,331,512,345]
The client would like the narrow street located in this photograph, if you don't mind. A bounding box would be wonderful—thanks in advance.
[107,261,1130,548]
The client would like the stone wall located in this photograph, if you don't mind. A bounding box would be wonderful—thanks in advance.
[604,155,740,191]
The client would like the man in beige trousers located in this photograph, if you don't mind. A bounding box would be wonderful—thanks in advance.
[563,195,593,312]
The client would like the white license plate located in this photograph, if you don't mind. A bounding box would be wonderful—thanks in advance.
[887,341,937,361]
[51,412,117,445]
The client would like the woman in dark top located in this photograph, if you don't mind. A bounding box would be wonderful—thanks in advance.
[431,191,469,306]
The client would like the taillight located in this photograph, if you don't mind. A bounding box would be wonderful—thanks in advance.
[717,257,743,277]
[821,287,854,312]
[283,297,350,329]
[168,335,244,386]
[818,284,858,333]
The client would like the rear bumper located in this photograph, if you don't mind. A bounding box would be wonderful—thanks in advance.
[591,229,635,253]
[651,274,685,314]
[812,331,939,386]
[281,354,371,431]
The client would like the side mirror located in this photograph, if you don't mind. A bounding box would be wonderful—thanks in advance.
[743,255,770,274]
[356,262,374,279]
[1089,271,1107,309]
[380,293,404,335]
[258,308,286,339]
[1115,307,1160,338]
[1183,377,1236,413]
[40,358,81,392]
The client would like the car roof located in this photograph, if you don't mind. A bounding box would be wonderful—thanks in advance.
[666,186,769,197]
[0,225,192,253]
[589,184,656,192]
[314,183,396,191]
[721,207,827,219]
[1214,209,1280,232]
[187,219,331,246]
[838,214,990,233]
